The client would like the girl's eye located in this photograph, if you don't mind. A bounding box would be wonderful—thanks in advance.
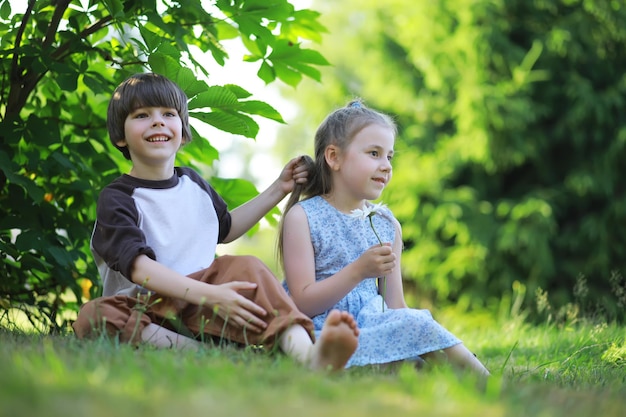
[370,150,379,157]
[164,110,177,117]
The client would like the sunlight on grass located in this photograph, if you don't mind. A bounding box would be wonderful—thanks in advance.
[1,310,624,417]
[1,277,624,417]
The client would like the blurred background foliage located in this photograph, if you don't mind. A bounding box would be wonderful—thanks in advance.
[275,0,626,321]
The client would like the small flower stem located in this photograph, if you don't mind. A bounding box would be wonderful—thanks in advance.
[369,215,386,312]
[369,216,383,245]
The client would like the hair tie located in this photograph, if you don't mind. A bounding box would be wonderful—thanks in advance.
[348,100,362,108]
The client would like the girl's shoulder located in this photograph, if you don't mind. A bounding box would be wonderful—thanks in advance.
[298,195,326,212]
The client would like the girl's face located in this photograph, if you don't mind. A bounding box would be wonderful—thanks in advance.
[333,123,395,202]
[118,106,183,169]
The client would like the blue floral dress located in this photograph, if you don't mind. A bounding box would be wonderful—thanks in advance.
[285,196,461,368]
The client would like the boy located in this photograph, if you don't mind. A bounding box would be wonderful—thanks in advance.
[73,73,358,371]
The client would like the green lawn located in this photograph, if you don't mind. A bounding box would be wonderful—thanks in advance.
[1,309,624,417]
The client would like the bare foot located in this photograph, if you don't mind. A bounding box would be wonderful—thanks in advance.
[309,310,359,371]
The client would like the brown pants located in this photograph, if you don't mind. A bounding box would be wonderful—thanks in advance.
[72,255,314,349]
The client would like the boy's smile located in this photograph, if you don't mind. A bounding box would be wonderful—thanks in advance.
[146,135,171,142]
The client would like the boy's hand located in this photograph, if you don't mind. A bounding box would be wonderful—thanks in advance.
[209,282,269,333]
[277,155,310,195]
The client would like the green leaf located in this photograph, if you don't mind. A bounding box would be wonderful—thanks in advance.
[215,21,239,40]
[0,239,19,258]
[148,53,181,77]
[241,0,293,21]
[183,125,220,163]
[82,71,113,94]
[237,100,285,123]
[281,9,327,43]
[51,152,76,171]
[0,0,11,20]
[101,0,125,19]
[257,61,275,84]
[235,16,273,45]
[56,69,79,91]
[191,110,259,138]
[206,42,228,66]
[0,160,44,204]
[273,62,301,87]
[25,115,59,146]
[210,177,259,210]
[154,43,183,62]
[290,48,330,66]
[285,61,321,82]
[148,53,207,97]
[188,86,239,110]
[47,245,76,267]
[241,34,266,57]
[223,84,253,99]
[139,25,163,53]
[20,253,53,272]
[269,41,329,65]
[15,230,44,252]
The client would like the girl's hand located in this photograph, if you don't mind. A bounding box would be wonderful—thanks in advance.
[354,243,396,280]
[277,155,310,195]
[207,282,268,333]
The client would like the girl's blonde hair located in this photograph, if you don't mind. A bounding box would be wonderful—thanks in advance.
[277,99,397,267]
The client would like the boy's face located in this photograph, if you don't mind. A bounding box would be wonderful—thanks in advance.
[117,106,183,168]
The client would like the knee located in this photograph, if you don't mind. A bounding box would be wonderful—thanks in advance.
[72,296,151,344]
[240,255,268,271]
[72,299,111,339]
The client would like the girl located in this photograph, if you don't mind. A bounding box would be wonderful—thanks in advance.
[279,100,489,375]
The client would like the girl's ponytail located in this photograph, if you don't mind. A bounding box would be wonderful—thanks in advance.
[277,155,316,268]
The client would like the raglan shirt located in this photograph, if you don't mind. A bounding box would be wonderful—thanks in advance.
[91,167,232,297]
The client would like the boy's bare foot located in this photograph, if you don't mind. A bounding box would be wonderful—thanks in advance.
[309,309,359,371]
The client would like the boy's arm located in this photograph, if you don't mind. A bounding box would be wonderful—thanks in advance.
[223,156,307,243]
[130,254,268,332]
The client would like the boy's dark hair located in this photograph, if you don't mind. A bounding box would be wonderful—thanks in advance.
[107,73,192,160]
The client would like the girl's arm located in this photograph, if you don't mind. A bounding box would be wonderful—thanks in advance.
[382,218,408,309]
[283,205,396,317]
[223,156,308,243]
[129,254,269,332]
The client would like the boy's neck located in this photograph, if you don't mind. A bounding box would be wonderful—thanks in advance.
[128,164,175,181]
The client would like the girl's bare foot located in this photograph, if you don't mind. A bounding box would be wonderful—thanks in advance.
[309,309,359,371]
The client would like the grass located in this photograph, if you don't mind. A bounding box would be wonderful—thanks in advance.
[1,308,624,417]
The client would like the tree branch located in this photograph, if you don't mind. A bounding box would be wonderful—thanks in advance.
[50,15,114,61]
[6,0,36,116]
[6,3,112,117]
[6,0,71,117]
[41,0,71,50]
